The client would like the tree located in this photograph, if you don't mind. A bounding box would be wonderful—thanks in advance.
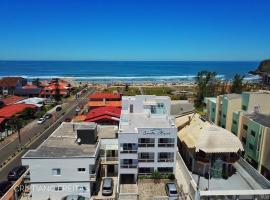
[54,78,62,103]
[21,107,36,119]
[7,116,24,148]
[195,70,217,107]
[32,78,41,87]
[231,74,244,94]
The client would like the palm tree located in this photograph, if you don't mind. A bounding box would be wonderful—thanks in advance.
[7,116,24,148]
[231,74,244,94]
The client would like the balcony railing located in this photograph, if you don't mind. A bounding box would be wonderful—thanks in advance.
[138,143,155,147]
[158,158,174,162]
[158,143,174,147]
[138,159,154,163]
[120,149,137,153]
[120,164,137,168]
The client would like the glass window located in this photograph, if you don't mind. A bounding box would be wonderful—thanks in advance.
[251,130,256,137]
[52,168,61,176]
[243,124,248,131]
[55,186,63,191]
[78,168,86,172]
[249,143,254,150]
[242,105,247,111]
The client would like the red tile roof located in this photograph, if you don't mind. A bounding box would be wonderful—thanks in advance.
[84,107,121,122]
[0,104,36,118]
[0,96,25,106]
[0,117,5,124]
[89,93,121,100]
[0,77,24,87]
[88,101,122,108]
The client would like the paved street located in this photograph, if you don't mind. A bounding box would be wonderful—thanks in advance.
[0,88,94,180]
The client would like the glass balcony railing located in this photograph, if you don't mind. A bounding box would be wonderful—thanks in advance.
[158,143,174,147]
[138,143,155,147]
[120,164,138,168]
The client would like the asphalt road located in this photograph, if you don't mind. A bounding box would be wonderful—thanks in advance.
[0,88,94,181]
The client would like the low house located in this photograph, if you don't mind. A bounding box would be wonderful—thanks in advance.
[74,107,121,125]
[40,82,70,98]
[0,104,37,132]
[88,101,122,110]
[14,83,41,97]
[89,93,121,102]
[16,97,46,108]
[0,95,25,107]
[84,107,121,125]
[0,77,27,96]
[177,113,243,178]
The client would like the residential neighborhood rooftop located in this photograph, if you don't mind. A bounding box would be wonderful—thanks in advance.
[223,93,241,100]
[23,122,118,158]
[245,112,270,128]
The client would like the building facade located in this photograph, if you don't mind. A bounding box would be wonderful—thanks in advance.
[118,95,177,183]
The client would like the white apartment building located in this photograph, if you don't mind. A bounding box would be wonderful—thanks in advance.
[118,95,177,183]
[22,122,117,200]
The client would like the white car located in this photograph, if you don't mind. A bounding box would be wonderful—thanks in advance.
[37,117,46,124]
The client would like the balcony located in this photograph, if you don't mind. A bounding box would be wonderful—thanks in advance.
[120,149,138,154]
[120,164,138,168]
[138,159,154,163]
[158,143,174,148]
[89,173,96,181]
[101,156,118,165]
[138,143,155,147]
[158,158,174,163]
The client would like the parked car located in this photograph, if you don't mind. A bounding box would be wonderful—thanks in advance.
[7,166,27,181]
[37,117,46,124]
[44,113,52,119]
[102,178,113,196]
[165,182,179,199]
[0,181,12,197]
[56,106,62,112]
[65,118,72,122]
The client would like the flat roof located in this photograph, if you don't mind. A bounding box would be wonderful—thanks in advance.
[98,125,118,139]
[245,112,270,128]
[120,113,174,133]
[224,93,241,100]
[24,122,99,158]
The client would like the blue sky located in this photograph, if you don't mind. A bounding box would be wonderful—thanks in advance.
[0,0,270,61]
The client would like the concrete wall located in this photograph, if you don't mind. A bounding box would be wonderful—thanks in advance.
[247,93,270,114]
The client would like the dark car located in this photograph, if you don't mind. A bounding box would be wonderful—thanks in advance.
[7,166,27,181]
[44,113,53,119]
[56,106,62,112]
[102,178,113,196]
[65,118,72,122]
[0,181,12,197]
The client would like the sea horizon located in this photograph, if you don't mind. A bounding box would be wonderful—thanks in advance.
[0,60,259,83]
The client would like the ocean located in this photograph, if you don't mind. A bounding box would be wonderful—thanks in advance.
[0,61,259,83]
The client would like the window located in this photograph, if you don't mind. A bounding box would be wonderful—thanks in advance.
[233,120,237,125]
[138,152,154,162]
[55,186,63,191]
[249,143,254,151]
[157,167,173,173]
[158,138,174,147]
[223,114,226,118]
[243,124,248,131]
[78,168,86,172]
[52,168,61,176]
[212,108,215,112]
[158,152,174,162]
[242,105,247,111]
[138,138,155,147]
[138,167,154,174]
[251,130,256,137]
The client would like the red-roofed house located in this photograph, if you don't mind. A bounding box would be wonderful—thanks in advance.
[89,93,121,101]
[0,96,25,106]
[0,104,37,132]
[0,77,27,95]
[40,82,70,98]
[83,107,121,125]
[0,104,37,119]
[88,101,122,109]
